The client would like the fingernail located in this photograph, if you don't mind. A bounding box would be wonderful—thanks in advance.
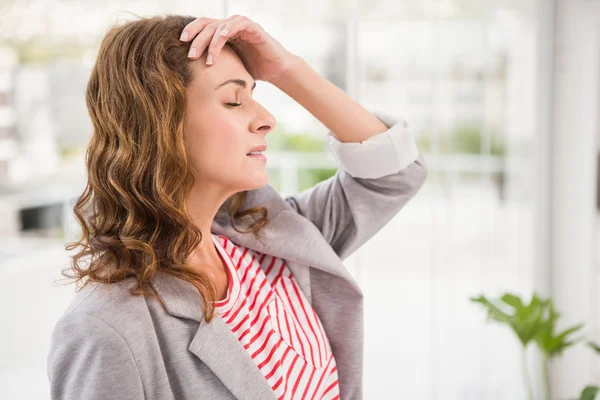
[206,54,213,65]
[220,28,229,36]
[180,31,188,41]
[188,47,197,58]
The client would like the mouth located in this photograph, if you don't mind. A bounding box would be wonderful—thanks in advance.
[246,144,267,161]
[246,151,267,161]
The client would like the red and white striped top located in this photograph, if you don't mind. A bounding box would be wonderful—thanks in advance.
[210,233,340,400]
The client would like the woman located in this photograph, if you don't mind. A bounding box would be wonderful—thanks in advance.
[47,13,428,400]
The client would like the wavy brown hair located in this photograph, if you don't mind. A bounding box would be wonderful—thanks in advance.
[59,14,269,324]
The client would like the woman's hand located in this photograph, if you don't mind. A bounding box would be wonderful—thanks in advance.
[179,15,301,83]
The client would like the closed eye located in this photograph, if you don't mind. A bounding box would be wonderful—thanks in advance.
[226,102,242,107]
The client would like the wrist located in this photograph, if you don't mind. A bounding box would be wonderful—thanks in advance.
[270,54,306,88]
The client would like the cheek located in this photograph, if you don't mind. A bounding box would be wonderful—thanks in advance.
[184,117,246,174]
[209,112,246,153]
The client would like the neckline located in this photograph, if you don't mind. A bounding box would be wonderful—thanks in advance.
[210,234,241,312]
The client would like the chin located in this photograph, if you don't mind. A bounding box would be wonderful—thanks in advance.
[243,173,269,191]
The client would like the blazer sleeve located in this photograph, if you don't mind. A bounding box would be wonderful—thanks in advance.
[284,111,428,261]
[47,311,144,400]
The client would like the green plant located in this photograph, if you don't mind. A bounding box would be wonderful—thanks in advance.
[470,292,588,400]
[578,386,600,400]
[452,124,505,156]
[471,293,550,400]
[573,342,600,400]
[298,168,336,192]
[535,301,585,400]
[416,124,506,156]
[265,123,335,192]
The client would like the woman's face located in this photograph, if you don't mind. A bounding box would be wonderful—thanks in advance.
[183,45,276,196]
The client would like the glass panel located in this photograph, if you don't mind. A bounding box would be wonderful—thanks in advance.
[356,1,543,398]
[0,2,225,399]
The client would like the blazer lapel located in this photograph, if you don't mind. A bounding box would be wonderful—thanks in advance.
[149,184,362,400]
[150,268,277,400]
[210,184,362,297]
[189,315,279,400]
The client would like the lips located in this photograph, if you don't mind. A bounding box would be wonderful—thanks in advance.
[246,153,267,160]
[246,144,267,155]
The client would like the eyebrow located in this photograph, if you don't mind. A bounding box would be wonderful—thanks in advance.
[214,78,257,91]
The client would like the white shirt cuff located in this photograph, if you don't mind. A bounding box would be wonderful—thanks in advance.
[327,111,420,179]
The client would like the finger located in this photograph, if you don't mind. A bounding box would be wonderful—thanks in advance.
[206,17,244,65]
[179,17,216,42]
[187,16,238,60]
[208,17,259,65]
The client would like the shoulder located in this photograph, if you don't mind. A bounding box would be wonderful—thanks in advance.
[47,279,146,399]
[48,278,152,370]
[55,277,149,336]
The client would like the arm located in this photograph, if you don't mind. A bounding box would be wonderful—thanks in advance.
[284,111,428,261]
[47,311,144,400]
[271,55,390,144]
[271,56,427,260]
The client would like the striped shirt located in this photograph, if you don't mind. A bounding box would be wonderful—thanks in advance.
[210,233,341,400]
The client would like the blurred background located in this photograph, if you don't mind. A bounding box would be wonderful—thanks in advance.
[0,0,598,399]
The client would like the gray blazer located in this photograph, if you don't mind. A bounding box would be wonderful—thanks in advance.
[47,112,428,400]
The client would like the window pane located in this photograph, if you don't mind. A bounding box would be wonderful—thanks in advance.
[357,1,543,398]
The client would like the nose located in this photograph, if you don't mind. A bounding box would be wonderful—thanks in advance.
[250,107,277,135]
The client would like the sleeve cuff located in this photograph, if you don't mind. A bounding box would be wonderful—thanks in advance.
[327,110,420,179]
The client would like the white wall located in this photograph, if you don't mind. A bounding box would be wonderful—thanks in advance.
[550,0,600,397]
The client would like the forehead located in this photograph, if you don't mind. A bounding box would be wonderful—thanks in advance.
[189,45,253,94]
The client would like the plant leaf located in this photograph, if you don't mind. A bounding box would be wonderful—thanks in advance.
[579,385,599,400]
[588,342,600,355]
[500,293,524,309]
[470,295,511,323]
[535,308,585,357]
[471,293,549,347]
